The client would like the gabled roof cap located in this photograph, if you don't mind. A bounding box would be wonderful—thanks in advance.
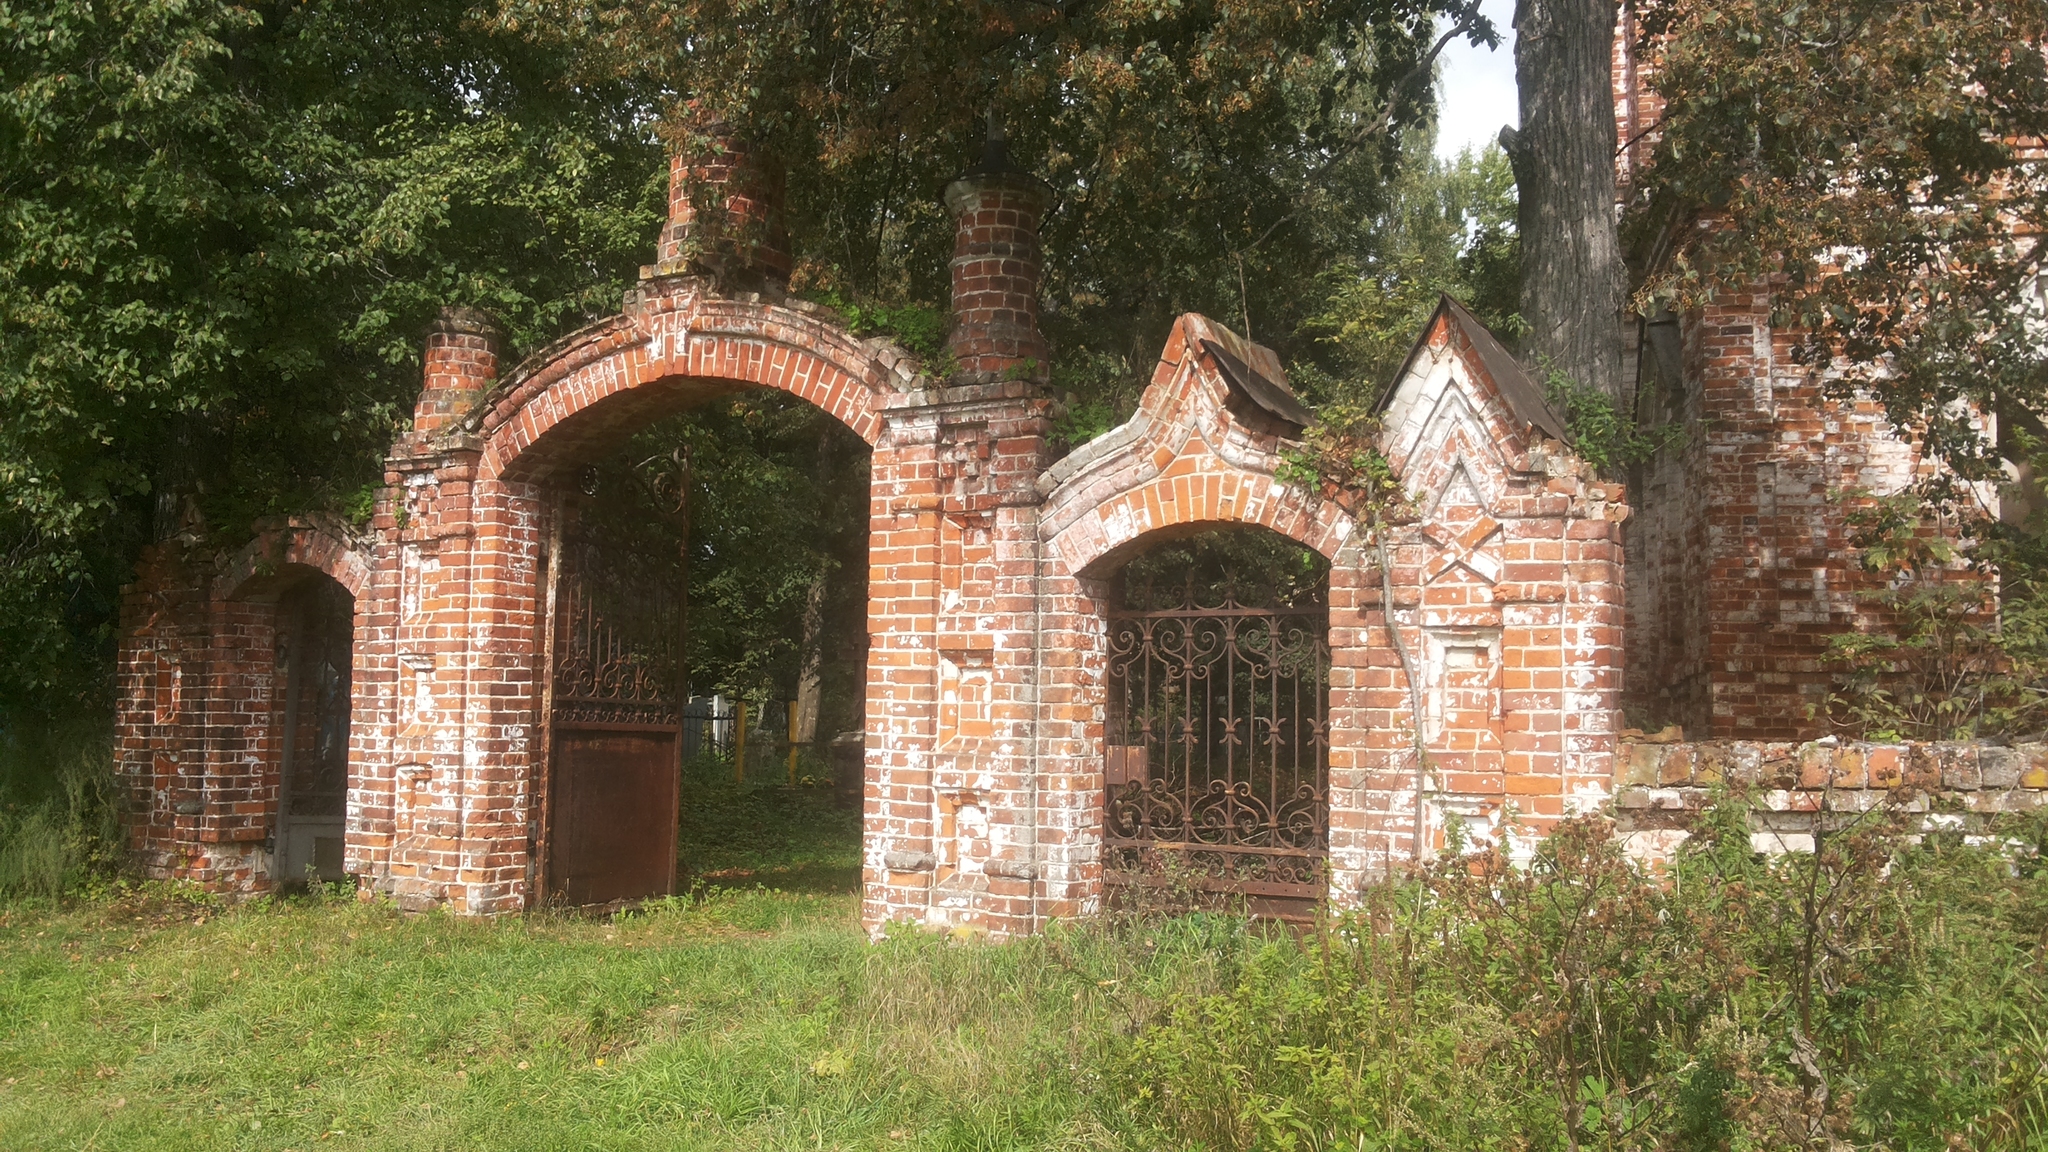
[1378,295,1568,443]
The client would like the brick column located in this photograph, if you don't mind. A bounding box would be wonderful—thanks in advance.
[354,307,540,913]
[860,384,1057,937]
[863,421,944,927]
[645,117,792,287]
[412,307,502,437]
[116,543,214,880]
[942,133,1052,381]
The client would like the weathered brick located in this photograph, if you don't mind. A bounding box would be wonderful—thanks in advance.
[118,143,1636,935]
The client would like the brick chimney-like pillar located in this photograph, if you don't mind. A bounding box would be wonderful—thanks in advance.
[412,306,502,437]
[648,119,792,287]
[943,131,1053,380]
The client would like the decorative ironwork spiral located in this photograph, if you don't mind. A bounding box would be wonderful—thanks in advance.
[1102,591,1330,910]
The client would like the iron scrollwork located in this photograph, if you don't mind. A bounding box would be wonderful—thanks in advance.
[1103,586,1330,908]
[553,542,679,728]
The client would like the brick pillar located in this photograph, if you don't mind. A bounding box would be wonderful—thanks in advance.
[112,538,286,893]
[412,307,502,438]
[646,118,792,287]
[861,382,1057,937]
[116,543,211,881]
[352,306,543,913]
[942,131,1052,381]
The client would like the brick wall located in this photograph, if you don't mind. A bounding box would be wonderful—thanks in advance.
[1613,15,1940,741]
[116,140,1633,932]
[1370,300,1628,874]
[114,517,368,894]
[1614,737,2048,863]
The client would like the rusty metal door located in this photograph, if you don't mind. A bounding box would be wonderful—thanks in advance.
[1103,584,1330,920]
[542,540,682,906]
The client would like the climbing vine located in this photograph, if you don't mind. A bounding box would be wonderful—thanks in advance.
[1278,404,1436,858]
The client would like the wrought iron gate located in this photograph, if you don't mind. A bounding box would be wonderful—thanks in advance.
[1103,586,1330,919]
[543,534,683,906]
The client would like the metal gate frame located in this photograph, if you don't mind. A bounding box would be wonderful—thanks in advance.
[1102,587,1330,919]
[535,509,684,907]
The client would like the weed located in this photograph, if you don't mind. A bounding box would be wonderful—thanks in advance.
[0,720,119,900]
[1541,366,1684,477]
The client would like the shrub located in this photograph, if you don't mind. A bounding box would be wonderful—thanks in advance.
[1103,798,2048,1151]
[1821,489,2048,741]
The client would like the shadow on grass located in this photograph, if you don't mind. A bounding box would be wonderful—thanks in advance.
[675,755,862,897]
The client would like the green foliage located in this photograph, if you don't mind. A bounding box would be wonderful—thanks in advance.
[1115,524,1329,610]
[0,719,119,900]
[571,393,870,729]
[1275,404,1410,524]
[1106,801,2048,1151]
[1633,0,2048,492]
[675,754,860,885]
[0,849,1259,1148]
[0,0,1510,740]
[1300,138,1524,408]
[1276,138,1521,507]
[1541,366,1684,478]
[5,806,2046,1147]
[1050,347,1148,452]
[0,0,664,722]
[1818,490,2048,741]
[806,292,949,360]
[501,0,1501,420]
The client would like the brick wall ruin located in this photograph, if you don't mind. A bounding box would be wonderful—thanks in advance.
[1614,736,2048,864]
[113,25,2012,929]
[1612,9,1949,741]
[112,129,1633,933]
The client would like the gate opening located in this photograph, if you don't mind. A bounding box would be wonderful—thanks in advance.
[274,575,354,885]
[538,392,870,906]
[1102,526,1331,921]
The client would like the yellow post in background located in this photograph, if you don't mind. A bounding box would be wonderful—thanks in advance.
[734,701,748,784]
[786,700,799,785]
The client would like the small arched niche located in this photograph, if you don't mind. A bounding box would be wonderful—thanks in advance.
[270,573,355,884]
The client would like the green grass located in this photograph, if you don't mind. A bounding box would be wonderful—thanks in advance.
[677,759,862,894]
[9,782,2042,1150]
[0,880,1229,1151]
[0,775,1247,1151]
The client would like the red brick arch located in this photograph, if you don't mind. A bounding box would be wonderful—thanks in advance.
[219,516,371,602]
[473,296,918,482]
[1044,461,1355,580]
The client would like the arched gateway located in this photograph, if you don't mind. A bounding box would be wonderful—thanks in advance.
[114,133,1631,934]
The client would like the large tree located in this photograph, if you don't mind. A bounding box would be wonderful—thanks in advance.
[492,0,1495,410]
[1500,0,1627,405]
[0,0,665,716]
[0,0,1495,722]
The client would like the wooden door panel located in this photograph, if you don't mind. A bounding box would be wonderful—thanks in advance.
[546,727,679,906]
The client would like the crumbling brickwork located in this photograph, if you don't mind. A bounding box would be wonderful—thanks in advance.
[1614,18,1934,741]
[114,517,368,890]
[115,133,1630,932]
[1614,736,2048,864]
[1370,299,1629,869]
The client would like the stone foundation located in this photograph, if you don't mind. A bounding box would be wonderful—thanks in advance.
[1613,737,2048,862]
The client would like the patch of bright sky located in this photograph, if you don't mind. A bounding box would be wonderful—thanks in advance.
[1433,0,1518,162]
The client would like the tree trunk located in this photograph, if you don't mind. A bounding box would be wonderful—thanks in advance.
[1502,0,1628,407]
[793,424,837,747]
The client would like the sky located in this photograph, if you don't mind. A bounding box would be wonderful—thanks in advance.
[1432,0,1519,161]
